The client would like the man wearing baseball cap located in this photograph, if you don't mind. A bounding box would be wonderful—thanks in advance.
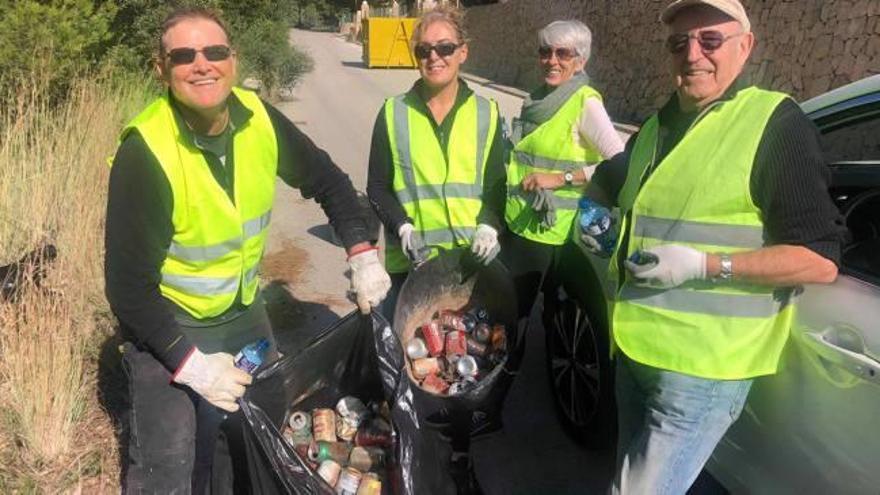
[581,0,845,492]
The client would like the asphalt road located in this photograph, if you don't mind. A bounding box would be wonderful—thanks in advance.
[262,29,612,493]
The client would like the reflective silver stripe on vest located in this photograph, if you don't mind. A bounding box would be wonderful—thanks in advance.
[635,215,765,248]
[619,284,791,318]
[244,263,260,285]
[393,95,420,204]
[506,185,580,210]
[168,210,273,262]
[161,273,239,296]
[422,226,476,246]
[513,150,590,171]
[396,183,483,205]
[474,97,491,188]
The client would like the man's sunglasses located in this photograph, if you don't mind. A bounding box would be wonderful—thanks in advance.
[414,42,460,60]
[165,45,233,66]
[538,46,578,62]
[666,31,743,54]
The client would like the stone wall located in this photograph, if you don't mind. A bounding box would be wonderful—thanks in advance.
[464,0,880,123]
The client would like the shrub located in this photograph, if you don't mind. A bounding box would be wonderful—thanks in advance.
[234,17,314,99]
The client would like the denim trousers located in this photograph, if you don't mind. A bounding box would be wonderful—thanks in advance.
[611,352,753,495]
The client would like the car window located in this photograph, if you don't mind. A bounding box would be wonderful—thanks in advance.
[821,114,880,163]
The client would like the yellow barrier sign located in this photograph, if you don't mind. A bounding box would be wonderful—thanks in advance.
[362,17,417,68]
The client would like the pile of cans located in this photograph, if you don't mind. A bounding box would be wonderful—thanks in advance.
[405,307,507,395]
[281,396,393,494]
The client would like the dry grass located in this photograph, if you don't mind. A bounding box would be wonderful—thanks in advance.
[0,71,154,492]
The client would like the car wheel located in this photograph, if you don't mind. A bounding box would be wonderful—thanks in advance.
[544,287,615,449]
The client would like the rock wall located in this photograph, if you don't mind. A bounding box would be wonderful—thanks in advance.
[464,0,880,123]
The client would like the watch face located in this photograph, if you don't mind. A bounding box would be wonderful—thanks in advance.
[564,171,574,183]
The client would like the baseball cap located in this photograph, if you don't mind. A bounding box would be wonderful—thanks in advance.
[660,0,751,33]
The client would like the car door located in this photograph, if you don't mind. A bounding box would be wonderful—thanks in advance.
[707,87,880,494]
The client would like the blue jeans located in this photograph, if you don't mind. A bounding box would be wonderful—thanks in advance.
[611,353,753,495]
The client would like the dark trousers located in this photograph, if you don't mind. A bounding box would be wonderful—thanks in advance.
[121,298,275,494]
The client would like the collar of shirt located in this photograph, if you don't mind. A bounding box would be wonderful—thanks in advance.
[404,77,474,129]
[167,89,255,149]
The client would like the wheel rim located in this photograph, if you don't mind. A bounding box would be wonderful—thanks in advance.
[548,299,602,428]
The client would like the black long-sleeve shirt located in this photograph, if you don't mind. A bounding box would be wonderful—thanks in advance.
[105,90,370,372]
[366,79,507,238]
[591,83,846,265]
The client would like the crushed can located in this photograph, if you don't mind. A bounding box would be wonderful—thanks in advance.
[420,321,445,356]
[336,415,358,442]
[348,445,386,472]
[438,310,466,332]
[336,397,369,426]
[411,357,441,379]
[355,419,393,448]
[472,323,492,344]
[465,335,489,357]
[422,373,450,395]
[490,324,507,351]
[335,467,362,495]
[308,441,353,464]
[317,459,341,486]
[356,473,382,495]
[312,408,338,443]
[444,330,467,357]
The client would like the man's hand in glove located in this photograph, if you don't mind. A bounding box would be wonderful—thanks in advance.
[348,247,391,314]
[625,244,706,288]
[397,223,428,264]
[172,348,252,413]
[470,224,500,265]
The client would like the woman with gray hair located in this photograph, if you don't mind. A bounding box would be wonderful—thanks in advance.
[501,19,623,329]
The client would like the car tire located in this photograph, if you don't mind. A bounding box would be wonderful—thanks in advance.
[544,282,616,450]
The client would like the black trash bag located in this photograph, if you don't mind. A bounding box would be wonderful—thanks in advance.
[240,310,394,494]
[375,249,522,493]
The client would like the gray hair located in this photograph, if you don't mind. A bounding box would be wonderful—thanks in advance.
[538,20,592,63]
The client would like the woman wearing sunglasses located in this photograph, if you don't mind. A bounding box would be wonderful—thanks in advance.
[367,6,507,319]
[502,20,624,327]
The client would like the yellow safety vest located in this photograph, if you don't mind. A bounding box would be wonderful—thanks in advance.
[505,85,604,245]
[610,86,795,379]
[383,92,499,273]
[118,88,278,319]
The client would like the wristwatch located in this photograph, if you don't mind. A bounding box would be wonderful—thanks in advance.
[716,253,733,282]
[563,169,575,186]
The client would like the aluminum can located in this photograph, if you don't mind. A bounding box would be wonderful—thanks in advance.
[411,357,441,379]
[336,397,369,424]
[455,355,479,377]
[405,337,429,360]
[472,323,491,344]
[469,306,490,323]
[308,440,352,464]
[461,312,477,332]
[354,420,393,448]
[465,336,489,357]
[420,321,445,356]
[490,324,507,351]
[348,445,386,471]
[356,473,382,495]
[438,310,466,332]
[317,459,342,486]
[335,467,363,495]
[421,372,450,394]
[445,330,467,357]
[312,408,338,443]
[336,415,358,442]
[289,411,312,432]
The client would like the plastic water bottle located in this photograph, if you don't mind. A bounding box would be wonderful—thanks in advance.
[234,338,269,374]
[577,197,617,257]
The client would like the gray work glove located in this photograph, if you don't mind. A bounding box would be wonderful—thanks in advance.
[398,223,429,265]
[173,349,253,412]
[529,188,557,229]
[470,224,500,265]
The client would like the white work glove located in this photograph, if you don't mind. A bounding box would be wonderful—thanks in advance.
[579,233,603,255]
[397,223,428,264]
[625,244,707,289]
[348,248,392,314]
[471,224,500,265]
[173,349,252,413]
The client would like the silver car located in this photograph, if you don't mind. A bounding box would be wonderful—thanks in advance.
[546,76,880,493]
